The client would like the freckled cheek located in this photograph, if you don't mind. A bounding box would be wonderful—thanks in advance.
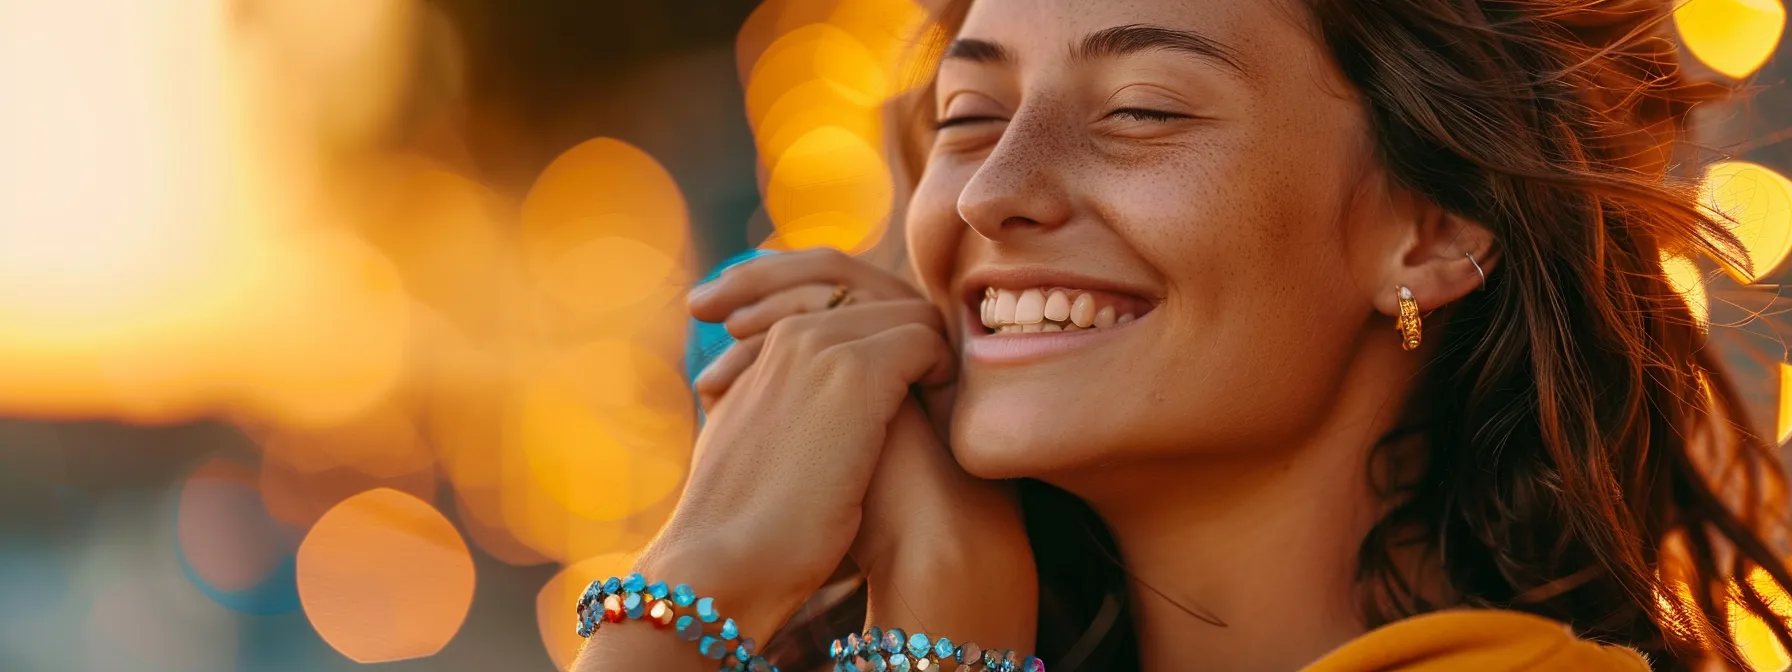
[904,168,973,300]
[1097,164,1275,327]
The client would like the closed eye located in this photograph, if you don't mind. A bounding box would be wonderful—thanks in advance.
[934,115,1008,130]
[1107,108,1191,122]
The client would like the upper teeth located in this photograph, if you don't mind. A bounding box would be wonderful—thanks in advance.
[980,288,1135,333]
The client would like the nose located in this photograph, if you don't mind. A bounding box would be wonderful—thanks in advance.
[955,105,1075,241]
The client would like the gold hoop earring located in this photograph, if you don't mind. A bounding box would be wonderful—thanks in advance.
[1396,286,1421,351]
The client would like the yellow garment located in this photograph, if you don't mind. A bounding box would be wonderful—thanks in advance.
[1303,610,1650,672]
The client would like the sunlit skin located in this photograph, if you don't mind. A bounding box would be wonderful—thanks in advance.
[900,0,1492,667]
[578,0,1496,670]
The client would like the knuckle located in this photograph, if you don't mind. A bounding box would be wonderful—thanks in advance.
[763,316,800,347]
[765,311,823,351]
[812,342,869,382]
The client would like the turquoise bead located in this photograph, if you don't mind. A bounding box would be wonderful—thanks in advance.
[982,648,1000,667]
[646,581,669,600]
[672,583,696,607]
[696,597,719,623]
[889,653,911,672]
[906,632,929,658]
[867,652,887,671]
[622,573,645,593]
[932,636,954,660]
[700,635,728,659]
[735,637,756,659]
[830,638,845,659]
[881,628,905,654]
[622,593,644,619]
[603,576,621,594]
[1022,655,1046,672]
[675,615,701,641]
[720,618,739,640]
[865,626,882,650]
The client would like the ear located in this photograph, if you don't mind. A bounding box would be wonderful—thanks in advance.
[1369,189,1498,318]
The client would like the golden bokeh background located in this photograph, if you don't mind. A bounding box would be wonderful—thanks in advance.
[0,0,1786,669]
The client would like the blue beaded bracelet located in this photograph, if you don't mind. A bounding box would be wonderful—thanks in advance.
[576,572,780,672]
[827,625,1043,672]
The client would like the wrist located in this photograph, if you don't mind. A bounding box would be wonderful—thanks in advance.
[633,533,816,646]
[865,529,1038,652]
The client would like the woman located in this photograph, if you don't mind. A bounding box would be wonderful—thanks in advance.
[576,0,1792,669]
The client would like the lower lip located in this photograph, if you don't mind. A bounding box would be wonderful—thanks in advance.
[962,313,1145,365]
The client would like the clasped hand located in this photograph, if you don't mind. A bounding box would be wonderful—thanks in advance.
[639,248,1037,654]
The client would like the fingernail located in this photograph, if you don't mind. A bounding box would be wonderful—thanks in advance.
[688,283,717,304]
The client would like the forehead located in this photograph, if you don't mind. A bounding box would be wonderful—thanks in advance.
[957,0,1310,72]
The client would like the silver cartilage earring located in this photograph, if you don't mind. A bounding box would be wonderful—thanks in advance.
[1466,252,1486,290]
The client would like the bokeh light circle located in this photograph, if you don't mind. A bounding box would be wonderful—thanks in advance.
[238,228,412,429]
[1674,0,1787,79]
[735,0,841,87]
[510,341,692,523]
[296,488,474,663]
[538,234,682,316]
[1703,161,1792,284]
[826,0,933,91]
[1735,566,1792,671]
[520,138,689,262]
[746,23,889,128]
[764,126,893,252]
[756,79,882,168]
[175,458,300,614]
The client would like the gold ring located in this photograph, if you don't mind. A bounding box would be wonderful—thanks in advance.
[825,285,853,310]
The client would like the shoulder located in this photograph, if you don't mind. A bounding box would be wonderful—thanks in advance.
[1302,610,1650,672]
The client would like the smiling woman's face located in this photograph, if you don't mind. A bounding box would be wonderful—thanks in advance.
[906,0,1400,478]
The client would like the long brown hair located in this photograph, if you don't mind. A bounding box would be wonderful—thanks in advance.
[766,0,1792,669]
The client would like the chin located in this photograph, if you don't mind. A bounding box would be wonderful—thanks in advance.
[946,372,1120,479]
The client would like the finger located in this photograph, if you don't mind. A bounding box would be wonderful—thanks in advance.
[767,299,947,353]
[840,321,956,392]
[693,333,767,409]
[721,283,839,340]
[689,248,916,322]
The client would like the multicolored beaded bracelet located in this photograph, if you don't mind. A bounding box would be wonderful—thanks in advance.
[575,572,781,672]
[827,626,1044,672]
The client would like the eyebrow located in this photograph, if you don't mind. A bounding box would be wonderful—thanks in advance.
[943,24,1245,76]
[943,38,1013,63]
[1075,24,1245,73]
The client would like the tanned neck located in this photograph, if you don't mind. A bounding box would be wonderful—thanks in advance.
[1057,340,1417,672]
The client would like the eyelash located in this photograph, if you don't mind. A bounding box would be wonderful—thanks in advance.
[933,115,1003,130]
[933,108,1189,130]
[1108,108,1190,122]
